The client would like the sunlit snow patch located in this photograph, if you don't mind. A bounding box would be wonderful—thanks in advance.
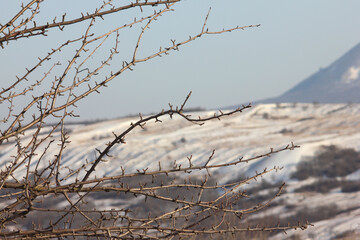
[341,66,360,84]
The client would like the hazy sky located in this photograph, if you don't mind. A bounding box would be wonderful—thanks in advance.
[2,0,360,120]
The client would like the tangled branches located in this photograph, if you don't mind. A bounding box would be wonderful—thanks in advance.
[0,1,310,239]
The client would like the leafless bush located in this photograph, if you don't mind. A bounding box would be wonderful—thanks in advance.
[294,178,341,193]
[334,230,360,240]
[294,179,360,194]
[290,204,339,224]
[291,145,360,180]
[241,204,339,239]
[341,180,360,193]
[0,1,309,238]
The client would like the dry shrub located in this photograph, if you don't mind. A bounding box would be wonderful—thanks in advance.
[0,1,310,238]
[291,145,360,180]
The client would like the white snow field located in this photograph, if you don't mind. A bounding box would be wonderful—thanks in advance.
[1,103,360,239]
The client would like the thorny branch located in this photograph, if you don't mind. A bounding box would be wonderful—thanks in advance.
[0,0,182,47]
[0,0,309,239]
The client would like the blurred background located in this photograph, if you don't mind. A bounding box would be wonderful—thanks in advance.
[2,0,360,119]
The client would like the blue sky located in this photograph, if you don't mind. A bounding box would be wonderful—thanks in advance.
[2,0,360,120]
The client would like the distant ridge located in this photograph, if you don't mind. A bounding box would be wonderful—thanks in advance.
[260,42,360,103]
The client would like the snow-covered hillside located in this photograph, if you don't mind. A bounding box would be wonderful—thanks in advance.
[261,41,360,103]
[1,103,360,239]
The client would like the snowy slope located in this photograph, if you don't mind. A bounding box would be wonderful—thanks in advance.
[260,42,360,103]
[1,103,360,239]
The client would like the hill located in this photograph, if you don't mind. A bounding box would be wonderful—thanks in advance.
[262,42,360,103]
[1,103,360,239]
